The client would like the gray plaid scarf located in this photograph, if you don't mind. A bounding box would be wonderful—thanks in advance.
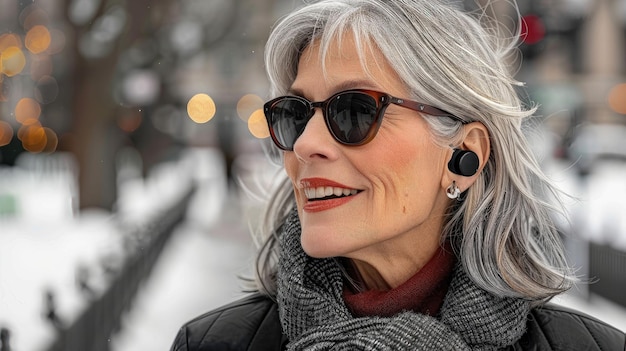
[277,209,530,350]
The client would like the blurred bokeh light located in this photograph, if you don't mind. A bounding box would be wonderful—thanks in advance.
[1,46,26,77]
[247,109,269,139]
[608,83,626,115]
[15,98,42,125]
[187,93,217,124]
[0,121,14,146]
[25,25,52,54]
[236,93,264,121]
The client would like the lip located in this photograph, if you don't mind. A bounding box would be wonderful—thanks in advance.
[300,177,354,189]
[300,177,361,213]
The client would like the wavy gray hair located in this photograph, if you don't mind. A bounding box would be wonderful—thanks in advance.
[251,0,575,302]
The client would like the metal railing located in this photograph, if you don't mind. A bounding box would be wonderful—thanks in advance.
[45,186,195,351]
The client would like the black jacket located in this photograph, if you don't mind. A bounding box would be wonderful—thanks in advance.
[170,293,626,351]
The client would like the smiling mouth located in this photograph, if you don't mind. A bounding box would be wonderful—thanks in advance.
[304,186,362,201]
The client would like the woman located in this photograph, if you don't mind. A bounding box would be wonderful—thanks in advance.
[171,0,626,350]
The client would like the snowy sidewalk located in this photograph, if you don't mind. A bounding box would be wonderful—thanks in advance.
[109,193,256,351]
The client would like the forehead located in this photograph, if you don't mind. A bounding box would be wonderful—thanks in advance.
[291,33,404,97]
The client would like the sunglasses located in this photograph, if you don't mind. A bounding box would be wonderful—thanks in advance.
[263,89,463,151]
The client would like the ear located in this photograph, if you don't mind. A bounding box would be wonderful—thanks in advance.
[441,122,490,192]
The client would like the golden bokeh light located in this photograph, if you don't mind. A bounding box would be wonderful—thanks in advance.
[236,94,264,121]
[247,109,270,139]
[17,120,39,140]
[1,46,27,77]
[0,34,22,51]
[187,93,216,123]
[0,121,14,146]
[608,83,626,115]
[0,80,6,102]
[20,124,48,153]
[41,127,58,153]
[15,98,42,125]
[25,25,51,54]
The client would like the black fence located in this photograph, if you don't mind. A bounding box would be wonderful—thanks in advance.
[45,186,195,351]
[589,242,626,307]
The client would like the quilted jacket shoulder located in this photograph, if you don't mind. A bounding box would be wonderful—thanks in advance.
[171,293,625,350]
[170,293,287,351]
[511,303,625,350]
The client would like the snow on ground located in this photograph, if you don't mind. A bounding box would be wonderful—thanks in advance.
[0,212,122,351]
[109,194,255,351]
[0,148,222,351]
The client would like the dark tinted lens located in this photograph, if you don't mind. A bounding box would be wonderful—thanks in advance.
[269,98,311,149]
[328,93,378,144]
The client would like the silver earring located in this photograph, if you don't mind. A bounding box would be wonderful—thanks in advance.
[446,181,461,199]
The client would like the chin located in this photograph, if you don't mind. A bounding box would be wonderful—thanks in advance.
[300,230,347,258]
[300,238,333,258]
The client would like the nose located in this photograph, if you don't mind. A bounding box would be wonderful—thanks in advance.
[292,109,340,162]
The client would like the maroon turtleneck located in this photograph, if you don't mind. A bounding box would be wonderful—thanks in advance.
[342,242,456,318]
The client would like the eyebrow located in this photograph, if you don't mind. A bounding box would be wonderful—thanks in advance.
[288,79,382,99]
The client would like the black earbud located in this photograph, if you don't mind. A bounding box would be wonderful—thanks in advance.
[447,149,479,177]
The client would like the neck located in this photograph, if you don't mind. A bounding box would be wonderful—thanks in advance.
[347,231,442,290]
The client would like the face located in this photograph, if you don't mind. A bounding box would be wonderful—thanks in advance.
[284,34,452,263]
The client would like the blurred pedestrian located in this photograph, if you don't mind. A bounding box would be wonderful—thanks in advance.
[171,0,626,349]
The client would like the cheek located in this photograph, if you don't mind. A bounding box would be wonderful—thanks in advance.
[371,141,424,183]
[283,153,298,180]
[366,140,445,205]
[283,152,301,201]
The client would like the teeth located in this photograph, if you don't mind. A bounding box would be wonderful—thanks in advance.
[325,187,333,196]
[304,186,359,200]
[316,187,325,198]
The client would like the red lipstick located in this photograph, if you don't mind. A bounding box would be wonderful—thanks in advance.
[303,196,357,212]
[300,177,361,213]
[300,177,353,188]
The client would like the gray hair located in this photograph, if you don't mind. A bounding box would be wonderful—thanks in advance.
[251,0,575,302]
